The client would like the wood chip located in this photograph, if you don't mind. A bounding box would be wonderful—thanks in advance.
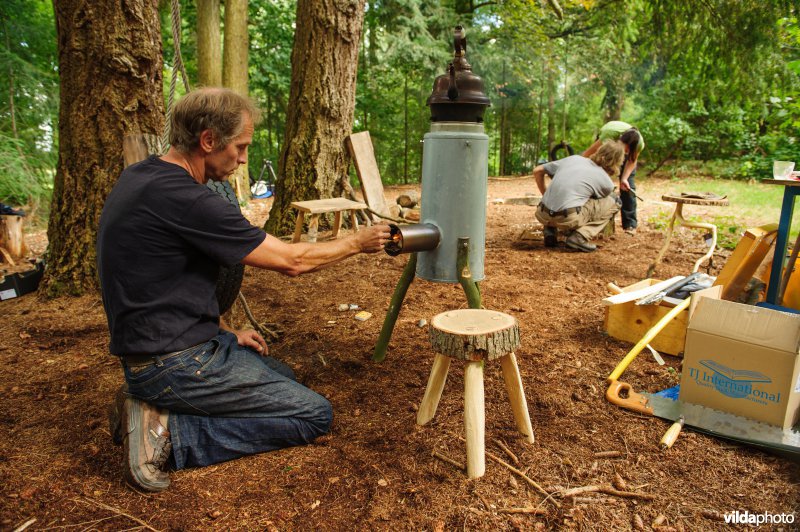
[593,450,623,458]
[431,450,464,471]
[492,438,520,465]
[496,507,547,515]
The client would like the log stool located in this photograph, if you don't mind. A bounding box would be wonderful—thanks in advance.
[290,198,369,243]
[418,309,535,479]
[648,193,729,276]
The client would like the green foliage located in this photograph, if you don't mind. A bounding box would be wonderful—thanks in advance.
[0,0,58,210]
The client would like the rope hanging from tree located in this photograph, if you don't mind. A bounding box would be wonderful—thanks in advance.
[161,0,192,153]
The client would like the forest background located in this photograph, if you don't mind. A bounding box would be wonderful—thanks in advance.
[1,0,799,222]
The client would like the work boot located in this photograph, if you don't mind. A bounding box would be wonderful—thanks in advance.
[109,384,127,446]
[566,232,597,252]
[623,227,637,236]
[122,396,172,492]
[543,226,558,248]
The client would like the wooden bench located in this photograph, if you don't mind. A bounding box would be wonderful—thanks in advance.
[647,193,729,276]
[290,198,369,243]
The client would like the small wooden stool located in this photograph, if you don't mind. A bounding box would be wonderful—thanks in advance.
[418,309,535,479]
[290,198,369,243]
[648,193,729,276]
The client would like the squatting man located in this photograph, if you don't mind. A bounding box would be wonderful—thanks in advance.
[97,88,391,492]
[533,140,625,252]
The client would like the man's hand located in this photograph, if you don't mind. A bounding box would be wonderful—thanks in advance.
[355,222,391,253]
[234,328,268,355]
[620,178,631,192]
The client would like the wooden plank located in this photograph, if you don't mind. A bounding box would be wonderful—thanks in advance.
[290,198,367,214]
[601,276,684,306]
[713,224,778,301]
[346,131,390,219]
[604,299,689,355]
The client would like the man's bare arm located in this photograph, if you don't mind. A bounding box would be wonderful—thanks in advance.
[533,165,549,195]
[242,223,391,277]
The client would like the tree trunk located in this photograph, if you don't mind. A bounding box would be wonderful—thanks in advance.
[44,0,163,296]
[223,0,250,202]
[197,0,222,86]
[265,0,366,236]
[535,64,544,164]
[601,77,624,122]
[403,72,409,184]
[546,60,556,151]
[499,62,509,176]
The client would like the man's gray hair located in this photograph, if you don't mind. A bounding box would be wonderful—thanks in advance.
[169,87,261,153]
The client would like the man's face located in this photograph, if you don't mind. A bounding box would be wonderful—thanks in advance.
[205,113,254,182]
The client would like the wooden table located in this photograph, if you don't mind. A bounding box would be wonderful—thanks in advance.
[290,198,369,243]
[763,179,800,304]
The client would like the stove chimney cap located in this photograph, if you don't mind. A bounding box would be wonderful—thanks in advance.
[426,25,491,123]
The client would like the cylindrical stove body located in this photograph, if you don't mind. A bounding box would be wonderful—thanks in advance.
[417,121,489,282]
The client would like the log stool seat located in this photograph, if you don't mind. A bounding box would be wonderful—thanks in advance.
[290,198,369,243]
[418,309,535,479]
[647,193,729,276]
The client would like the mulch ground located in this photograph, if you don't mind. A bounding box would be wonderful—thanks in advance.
[1,176,798,531]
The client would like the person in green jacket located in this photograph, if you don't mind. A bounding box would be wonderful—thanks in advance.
[583,121,644,234]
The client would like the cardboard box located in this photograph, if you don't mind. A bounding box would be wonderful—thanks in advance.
[603,279,720,356]
[679,298,800,429]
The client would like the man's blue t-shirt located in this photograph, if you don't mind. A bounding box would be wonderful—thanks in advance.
[97,156,266,356]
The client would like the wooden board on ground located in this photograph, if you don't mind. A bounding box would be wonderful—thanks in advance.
[346,131,390,220]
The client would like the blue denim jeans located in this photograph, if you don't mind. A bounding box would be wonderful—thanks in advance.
[121,331,332,469]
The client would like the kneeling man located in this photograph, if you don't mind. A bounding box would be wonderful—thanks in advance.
[533,140,625,252]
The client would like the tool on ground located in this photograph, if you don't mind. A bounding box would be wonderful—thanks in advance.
[636,272,701,306]
[660,415,684,449]
[607,381,800,459]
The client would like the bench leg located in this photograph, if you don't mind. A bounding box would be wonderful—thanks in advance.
[647,204,679,277]
[332,211,343,239]
[417,354,450,426]
[292,211,306,243]
[307,214,320,243]
[500,353,535,444]
[464,361,485,479]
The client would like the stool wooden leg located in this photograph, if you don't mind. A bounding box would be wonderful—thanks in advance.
[647,205,679,277]
[332,211,343,239]
[307,214,320,243]
[349,211,360,234]
[676,207,718,272]
[292,212,306,243]
[499,353,535,444]
[464,360,485,479]
[417,354,450,426]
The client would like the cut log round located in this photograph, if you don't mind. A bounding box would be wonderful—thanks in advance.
[430,309,520,361]
[0,215,27,261]
[397,190,419,208]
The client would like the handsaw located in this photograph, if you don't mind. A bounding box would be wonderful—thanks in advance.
[636,272,702,306]
[607,380,800,460]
